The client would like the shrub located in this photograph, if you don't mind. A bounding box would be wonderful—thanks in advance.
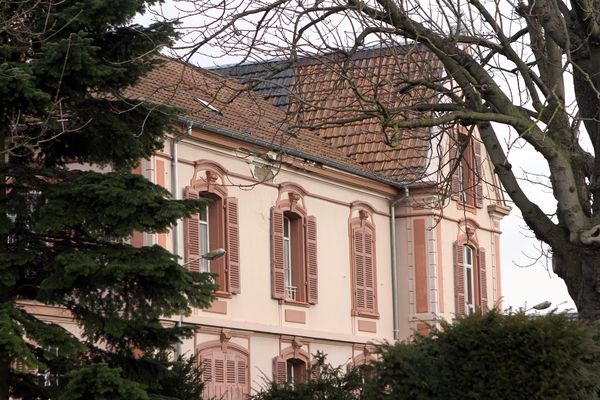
[365,310,600,400]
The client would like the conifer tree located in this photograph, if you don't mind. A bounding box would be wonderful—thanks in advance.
[0,1,214,399]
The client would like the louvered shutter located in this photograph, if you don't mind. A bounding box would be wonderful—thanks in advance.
[474,141,484,207]
[226,359,236,384]
[237,358,247,386]
[226,197,241,294]
[364,230,375,312]
[454,242,465,316]
[450,137,460,201]
[130,164,144,247]
[478,247,488,310]
[200,354,214,399]
[271,207,286,299]
[354,229,366,311]
[201,356,213,383]
[306,215,318,304]
[184,187,201,272]
[273,356,287,385]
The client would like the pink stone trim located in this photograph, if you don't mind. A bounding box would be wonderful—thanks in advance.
[285,309,306,324]
[357,320,377,333]
[203,300,228,315]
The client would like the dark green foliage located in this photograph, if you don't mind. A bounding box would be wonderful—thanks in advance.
[58,363,148,400]
[252,352,365,400]
[365,310,600,400]
[256,313,600,400]
[1,1,213,399]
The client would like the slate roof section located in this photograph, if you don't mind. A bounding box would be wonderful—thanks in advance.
[214,46,443,182]
[217,61,295,111]
[126,57,387,183]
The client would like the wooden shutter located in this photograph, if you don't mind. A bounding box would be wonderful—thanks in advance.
[226,197,241,294]
[201,356,213,383]
[354,228,366,311]
[200,354,215,399]
[306,215,318,304]
[450,137,460,201]
[273,356,287,385]
[353,225,376,314]
[271,207,285,299]
[454,242,465,316]
[184,187,201,272]
[364,230,375,312]
[474,141,484,207]
[237,358,247,386]
[478,247,488,310]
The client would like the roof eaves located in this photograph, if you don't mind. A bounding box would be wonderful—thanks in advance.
[177,116,424,190]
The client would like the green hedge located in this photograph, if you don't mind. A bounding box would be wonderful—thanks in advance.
[365,310,600,400]
[254,311,600,400]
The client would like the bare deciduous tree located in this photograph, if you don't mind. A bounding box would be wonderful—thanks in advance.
[160,0,600,319]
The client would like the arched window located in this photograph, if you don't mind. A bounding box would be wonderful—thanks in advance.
[273,340,310,386]
[184,161,240,294]
[463,245,476,314]
[271,184,318,304]
[454,225,487,315]
[450,132,483,208]
[197,339,249,400]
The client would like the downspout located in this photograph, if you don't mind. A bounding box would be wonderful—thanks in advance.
[174,122,192,357]
[390,186,409,341]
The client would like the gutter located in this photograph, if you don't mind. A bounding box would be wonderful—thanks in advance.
[178,116,419,190]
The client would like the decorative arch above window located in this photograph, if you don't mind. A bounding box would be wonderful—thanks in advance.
[197,332,249,400]
[454,221,487,315]
[271,183,317,304]
[349,203,378,318]
[349,346,376,368]
[184,160,240,294]
[273,338,311,386]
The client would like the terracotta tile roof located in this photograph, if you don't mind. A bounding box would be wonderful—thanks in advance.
[216,46,442,182]
[126,58,384,181]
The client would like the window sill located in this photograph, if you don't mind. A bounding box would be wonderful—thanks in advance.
[280,299,311,308]
[456,201,478,215]
[214,291,233,299]
[352,310,380,319]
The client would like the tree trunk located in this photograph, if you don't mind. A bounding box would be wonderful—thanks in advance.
[555,248,600,320]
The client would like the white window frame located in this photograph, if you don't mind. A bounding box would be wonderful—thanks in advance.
[199,203,210,273]
[458,161,467,203]
[283,216,296,300]
[464,245,475,314]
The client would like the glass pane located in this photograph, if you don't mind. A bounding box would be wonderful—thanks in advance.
[200,221,209,273]
[284,216,290,238]
[200,204,208,222]
[466,267,473,305]
[464,246,472,265]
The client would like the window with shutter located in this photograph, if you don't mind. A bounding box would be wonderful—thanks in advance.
[198,343,249,400]
[270,185,318,305]
[273,342,310,386]
[183,162,241,295]
[451,132,483,208]
[350,209,378,317]
[454,239,488,316]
